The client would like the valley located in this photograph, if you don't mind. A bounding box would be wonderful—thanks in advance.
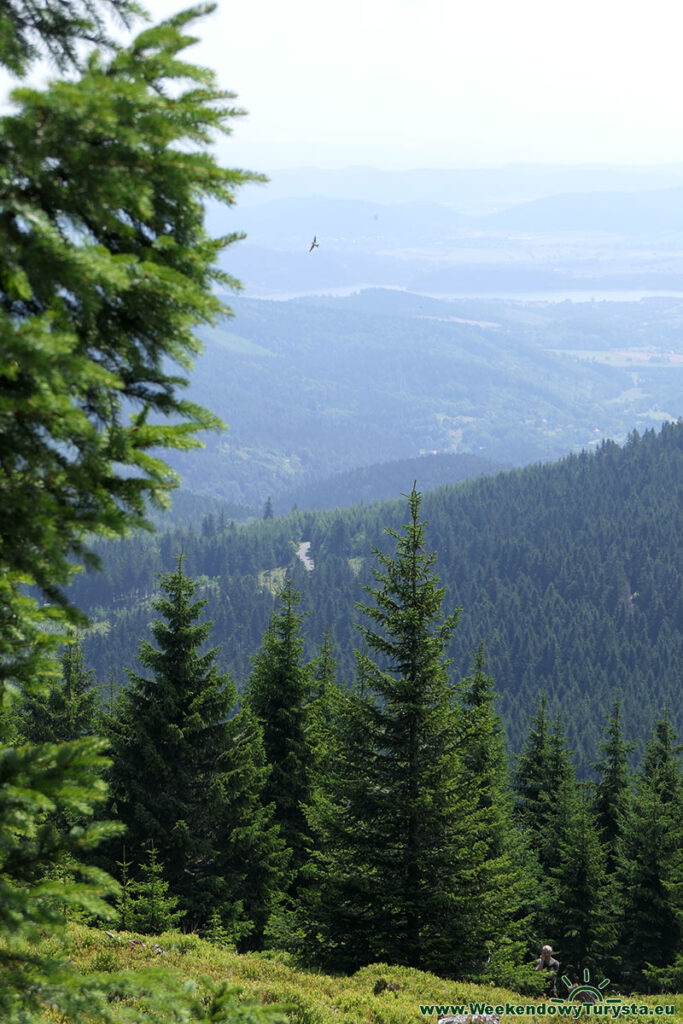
[164,290,683,506]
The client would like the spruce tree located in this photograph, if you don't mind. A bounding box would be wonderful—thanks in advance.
[1,2,260,698]
[109,558,285,944]
[641,712,682,806]
[548,790,616,980]
[21,635,99,743]
[246,578,312,889]
[311,629,337,699]
[0,4,276,1019]
[514,703,578,945]
[617,716,683,989]
[455,646,536,983]
[301,486,495,976]
[515,707,577,866]
[299,677,382,970]
[457,644,512,850]
[514,693,552,836]
[126,843,185,935]
[592,701,634,875]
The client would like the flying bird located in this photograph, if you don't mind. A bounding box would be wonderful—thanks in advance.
[309,236,319,252]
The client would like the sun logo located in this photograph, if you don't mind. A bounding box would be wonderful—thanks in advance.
[551,969,614,1005]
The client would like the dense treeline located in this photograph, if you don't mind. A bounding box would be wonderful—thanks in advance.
[74,420,683,763]
[272,451,507,514]
[18,491,683,992]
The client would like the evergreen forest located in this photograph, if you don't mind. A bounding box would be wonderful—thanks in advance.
[75,421,683,765]
[0,3,681,1022]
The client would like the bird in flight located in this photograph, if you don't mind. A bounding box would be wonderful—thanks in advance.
[309,236,319,252]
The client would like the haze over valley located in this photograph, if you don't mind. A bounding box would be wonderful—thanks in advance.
[221,163,683,300]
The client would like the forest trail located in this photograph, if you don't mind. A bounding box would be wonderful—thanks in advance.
[297,541,315,571]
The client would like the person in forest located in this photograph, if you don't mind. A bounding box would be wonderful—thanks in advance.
[534,944,560,995]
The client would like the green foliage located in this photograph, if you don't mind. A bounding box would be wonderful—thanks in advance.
[183,979,291,1024]
[0,1,262,700]
[0,736,125,1021]
[0,2,269,1019]
[310,630,337,699]
[455,646,535,983]
[76,422,683,764]
[513,701,581,950]
[20,634,99,743]
[109,557,285,941]
[513,694,552,835]
[127,843,185,935]
[46,922,683,1024]
[456,644,513,849]
[247,579,312,890]
[592,701,634,875]
[514,702,577,868]
[547,791,616,979]
[204,908,236,950]
[0,0,142,74]
[301,487,500,976]
[617,716,683,990]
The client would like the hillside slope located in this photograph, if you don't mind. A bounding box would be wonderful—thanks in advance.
[42,924,683,1016]
[273,452,507,513]
[165,292,683,503]
[77,422,683,766]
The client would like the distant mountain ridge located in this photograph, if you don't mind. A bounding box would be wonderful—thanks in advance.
[484,186,683,233]
[215,172,683,299]
[230,187,683,244]
[235,163,683,209]
[273,452,507,513]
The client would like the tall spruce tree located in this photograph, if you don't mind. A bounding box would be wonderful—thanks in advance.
[246,578,312,889]
[514,703,578,946]
[592,701,634,875]
[617,715,683,989]
[514,693,552,836]
[109,558,285,944]
[547,790,616,980]
[457,644,512,850]
[455,646,536,983]
[0,1,259,701]
[311,629,337,699]
[515,708,577,864]
[0,3,276,1019]
[301,486,496,976]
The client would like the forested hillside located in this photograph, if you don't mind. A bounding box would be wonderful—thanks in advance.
[273,451,506,513]
[165,291,683,502]
[75,421,683,765]
[5,1,682,1016]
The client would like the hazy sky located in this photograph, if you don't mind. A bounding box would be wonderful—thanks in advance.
[132,0,683,172]
[4,0,683,172]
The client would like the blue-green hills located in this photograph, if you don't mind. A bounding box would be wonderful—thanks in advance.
[75,421,683,768]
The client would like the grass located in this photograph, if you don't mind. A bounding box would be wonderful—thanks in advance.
[32,925,683,1024]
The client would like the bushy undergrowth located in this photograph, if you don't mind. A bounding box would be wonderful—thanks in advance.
[30,925,683,1024]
